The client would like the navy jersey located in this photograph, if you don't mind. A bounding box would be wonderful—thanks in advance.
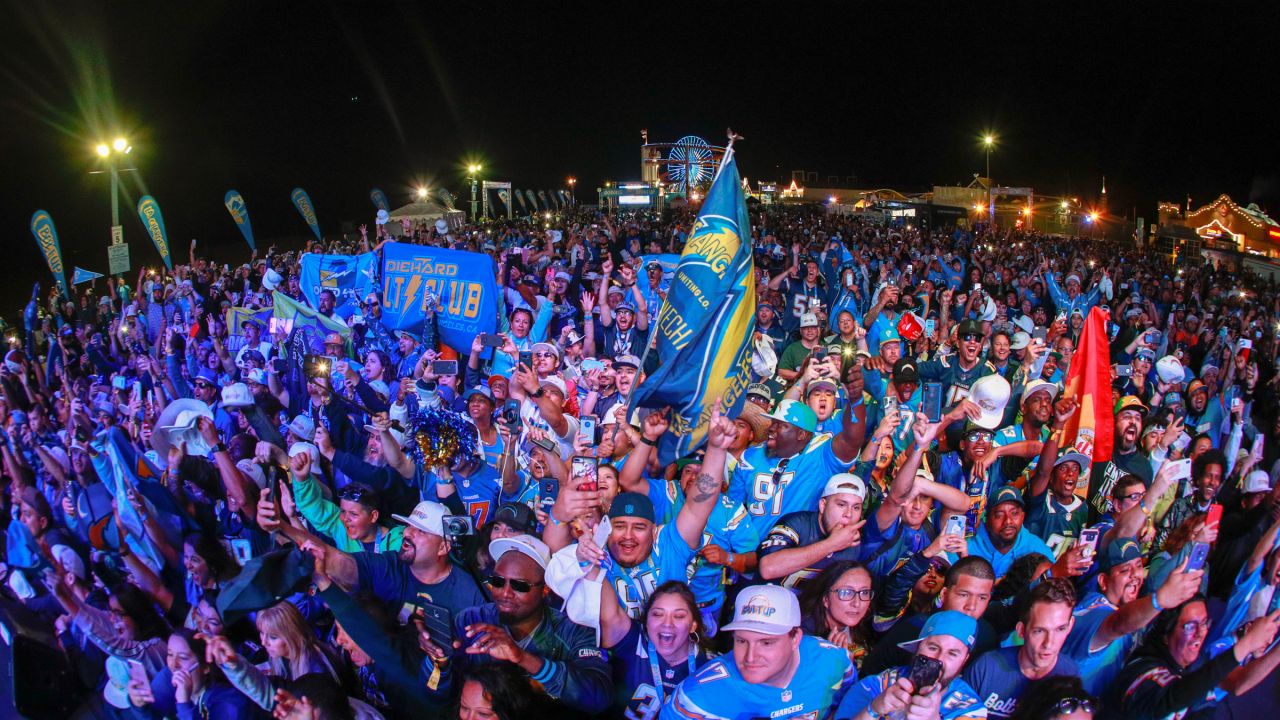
[729,433,854,538]
[838,666,988,720]
[353,552,487,617]
[778,277,826,332]
[609,622,711,720]
[962,646,1078,720]
[916,355,997,407]
[757,510,861,590]
[1022,490,1086,558]
[1061,591,1131,695]
[661,635,855,720]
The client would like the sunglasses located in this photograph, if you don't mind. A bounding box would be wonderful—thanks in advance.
[1053,698,1096,715]
[194,381,216,389]
[338,486,372,504]
[484,574,543,594]
[533,352,555,359]
[830,587,875,602]
[965,431,993,443]
[960,333,983,343]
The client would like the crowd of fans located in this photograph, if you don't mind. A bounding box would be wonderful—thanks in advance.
[3,203,1280,720]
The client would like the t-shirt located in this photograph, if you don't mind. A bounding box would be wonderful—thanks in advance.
[661,635,854,720]
[353,552,487,618]
[608,622,710,720]
[1087,448,1153,521]
[519,397,580,462]
[729,432,854,538]
[1061,591,1130,695]
[837,667,988,720]
[756,510,861,590]
[962,646,1079,720]
[605,523,697,619]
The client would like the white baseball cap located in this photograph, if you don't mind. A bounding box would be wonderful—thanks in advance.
[392,500,447,536]
[1244,470,1272,494]
[489,534,552,570]
[822,473,867,501]
[1020,380,1058,407]
[235,459,267,489]
[721,584,802,635]
[799,313,820,329]
[1155,355,1185,385]
[969,374,1012,429]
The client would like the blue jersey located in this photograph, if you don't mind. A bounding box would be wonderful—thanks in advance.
[662,635,854,720]
[730,433,853,538]
[1061,591,1130,695]
[837,667,987,720]
[605,523,697,619]
[609,622,710,720]
[423,464,502,528]
[779,278,826,332]
[962,646,1078,720]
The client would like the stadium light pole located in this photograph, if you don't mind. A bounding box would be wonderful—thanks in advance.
[567,176,577,206]
[467,164,482,221]
[95,137,132,239]
[982,134,996,226]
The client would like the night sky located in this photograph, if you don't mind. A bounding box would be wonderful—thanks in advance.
[3,1,1280,314]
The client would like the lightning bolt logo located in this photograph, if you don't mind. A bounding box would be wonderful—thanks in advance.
[403,274,423,313]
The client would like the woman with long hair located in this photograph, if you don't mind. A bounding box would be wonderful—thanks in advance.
[210,601,346,711]
[799,560,875,670]
[452,663,550,720]
[596,579,714,718]
[127,628,266,719]
[47,578,171,679]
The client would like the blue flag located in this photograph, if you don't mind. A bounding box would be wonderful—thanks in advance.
[298,252,378,316]
[291,187,323,241]
[635,254,681,298]
[137,195,174,270]
[370,187,390,212]
[30,210,68,297]
[72,266,104,285]
[224,190,256,251]
[380,243,498,353]
[631,144,756,462]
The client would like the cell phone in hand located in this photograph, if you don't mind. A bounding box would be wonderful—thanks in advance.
[923,382,943,423]
[530,435,557,453]
[538,477,559,510]
[431,360,458,376]
[1115,364,1133,378]
[1032,327,1048,343]
[1204,503,1223,528]
[1187,541,1210,571]
[127,659,149,687]
[479,333,505,348]
[572,456,599,492]
[944,513,966,537]
[1077,527,1100,558]
[908,653,943,692]
[578,415,597,443]
[1169,458,1193,483]
[518,350,533,368]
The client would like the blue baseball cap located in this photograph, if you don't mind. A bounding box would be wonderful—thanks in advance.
[1099,537,1143,571]
[763,399,818,434]
[898,610,978,652]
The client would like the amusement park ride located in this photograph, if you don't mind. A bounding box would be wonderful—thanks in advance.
[639,129,727,196]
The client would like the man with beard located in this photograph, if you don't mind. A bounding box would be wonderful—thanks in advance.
[777,313,826,382]
[729,363,868,537]
[754,301,789,347]
[1088,396,1153,521]
[965,487,1055,579]
[597,258,650,360]
[662,584,855,720]
[1184,379,1226,448]
[962,578,1080,720]
[838,611,987,720]
[918,320,996,407]
[1061,539,1203,694]
[771,255,828,334]
[428,535,611,715]
[756,474,868,590]
[278,499,486,618]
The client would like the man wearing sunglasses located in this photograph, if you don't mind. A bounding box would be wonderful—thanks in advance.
[432,534,611,715]
[917,320,997,409]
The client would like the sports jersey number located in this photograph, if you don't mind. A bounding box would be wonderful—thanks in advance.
[613,572,660,619]
[748,470,795,517]
[696,663,731,684]
[467,501,491,528]
[623,684,660,720]
[782,567,821,589]
[791,294,810,319]
[945,383,971,406]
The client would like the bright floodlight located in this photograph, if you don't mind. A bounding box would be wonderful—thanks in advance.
[983,135,995,146]
[416,187,428,199]
[1061,200,1069,209]
[1089,212,1100,222]
[468,164,481,174]
[112,137,128,152]
[96,144,110,157]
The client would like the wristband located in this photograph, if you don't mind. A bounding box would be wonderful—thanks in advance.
[641,436,659,447]
[1150,591,1163,611]
[549,513,563,526]
[727,552,735,568]
[212,442,228,454]
[531,387,546,399]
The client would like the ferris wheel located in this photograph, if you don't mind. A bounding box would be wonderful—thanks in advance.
[667,136,715,192]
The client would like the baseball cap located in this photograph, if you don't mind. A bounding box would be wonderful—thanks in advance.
[609,492,656,523]
[540,375,568,397]
[1155,356,1185,384]
[991,485,1025,510]
[879,328,902,347]
[1135,347,1156,361]
[763,399,818,433]
[531,341,561,358]
[391,500,447,536]
[1244,470,1272,494]
[489,534,551,570]
[1099,537,1143,571]
[1021,380,1058,406]
[323,332,344,347]
[969,375,1012,429]
[288,415,316,442]
[898,610,978,652]
[1187,379,1208,396]
[799,313,820,328]
[1054,449,1091,470]
[616,301,637,314]
[1010,331,1031,351]
[892,358,920,385]
[746,383,774,402]
[1114,395,1149,417]
[492,503,539,534]
[822,473,867,501]
[958,319,984,338]
[465,386,494,404]
[721,584,802,636]
[807,377,839,396]
[1164,391,1184,408]
[614,354,641,370]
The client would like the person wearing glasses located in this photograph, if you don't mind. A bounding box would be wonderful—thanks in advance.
[799,561,876,670]
[432,534,612,715]
[1005,676,1096,720]
[837,610,985,720]
[1108,596,1280,720]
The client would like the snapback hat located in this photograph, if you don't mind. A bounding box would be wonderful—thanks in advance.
[608,492,656,523]
[391,500,447,536]
[822,473,867,501]
[1099,537,1143,571]
[488,534,551,570]
[763,399,818,433]
[898,610,978,652]
[721,584,802,636]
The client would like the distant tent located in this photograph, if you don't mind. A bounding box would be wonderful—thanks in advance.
[385,201,466,235]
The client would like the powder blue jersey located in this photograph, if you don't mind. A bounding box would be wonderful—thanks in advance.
[605,522,697,619]
[1061,591,1131,695]
[661,635,854,720]
[730,433,853,538]
[837,666,988,720]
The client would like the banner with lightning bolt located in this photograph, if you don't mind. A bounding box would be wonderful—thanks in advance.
[631,140,757,464]
[379,243,498,354]
[290,187,322,241]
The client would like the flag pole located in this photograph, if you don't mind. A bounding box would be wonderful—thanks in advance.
[620,128,743,419]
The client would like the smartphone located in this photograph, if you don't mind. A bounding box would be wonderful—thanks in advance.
[1204,503,1223,528]
[572,456,599,492]
[126,659,149,688]
[812,346,828,363]
[1115,364,1133,378]
[479,333,506,348]
[944,513,966,537]
[412,602,454,648]
[1032,327,1048,344]
[431,360,458,376]
[500,399,521,428]
[531,435,557,453]
[923,382,943,423]
[518,350,534,369]
[883,395,899,416]
[1172,432,1192,452]
[908,653,944,692]
[271,357,287,375]
[1187,541,1210,571]
[538,477,559,510]
[578,415,597,443]
[303,354,330,378]
[1169,458,1193,483]
[1077,527,1100,558]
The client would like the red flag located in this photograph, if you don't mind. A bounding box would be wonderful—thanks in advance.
[1060,306,1115,495]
